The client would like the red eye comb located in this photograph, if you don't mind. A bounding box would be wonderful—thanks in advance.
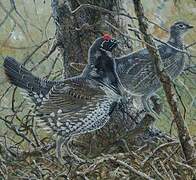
[103,34,112,41]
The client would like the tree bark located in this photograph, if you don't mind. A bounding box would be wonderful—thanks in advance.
[51,0,121,78]
[133,0,196,167]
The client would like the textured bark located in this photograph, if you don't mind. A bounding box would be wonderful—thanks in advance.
[51,0,120,78]
[51,0,85,78]
[133,0,196,167]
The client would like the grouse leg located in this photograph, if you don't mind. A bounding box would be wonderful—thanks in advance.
[142,95,160,122]
[66,137,86,164]
[141,95,153,112]
[56,136,85,164]
[56,136,71,164]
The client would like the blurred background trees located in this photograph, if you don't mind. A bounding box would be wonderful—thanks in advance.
[0,0,195,179]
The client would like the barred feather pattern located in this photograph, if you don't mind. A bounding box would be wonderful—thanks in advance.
[36,96,115,136]
[115,20,192,99]
[3,56,60,106]
[36,79,120,138]
[116,47,185,97]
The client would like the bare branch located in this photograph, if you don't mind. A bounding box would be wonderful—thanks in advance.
[132,0,196,166]
[109,156,155,180]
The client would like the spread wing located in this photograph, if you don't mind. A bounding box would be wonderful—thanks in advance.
[35,78,115,136]
[116,50,156,92]
[115,44,181,94]
[116,43,173,74]
[124,45,181,81]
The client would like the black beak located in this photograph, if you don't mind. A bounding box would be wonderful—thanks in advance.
[187,24,194,29]
[109,40,118,50]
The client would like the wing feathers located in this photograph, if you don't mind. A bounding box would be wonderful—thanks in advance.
[35,78,116,137]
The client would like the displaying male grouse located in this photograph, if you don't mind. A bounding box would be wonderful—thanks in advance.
[3,35,125,163]
[115,21,193,110]
[4,34,118,106]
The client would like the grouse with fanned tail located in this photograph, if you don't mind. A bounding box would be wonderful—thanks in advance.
[3,34,118,106]
[4,35,125,163]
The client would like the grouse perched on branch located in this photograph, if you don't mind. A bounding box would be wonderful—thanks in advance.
[4,35,125,163]
[115,21,193,110]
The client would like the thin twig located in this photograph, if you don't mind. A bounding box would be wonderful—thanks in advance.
[109,156,155,180]
[142,141,179,166]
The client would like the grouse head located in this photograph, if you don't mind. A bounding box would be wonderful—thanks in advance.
[88,35,118,80]
[170,21,193,37]
[87,34,118,69]
[89,34,118,56]
[100,34,118,51]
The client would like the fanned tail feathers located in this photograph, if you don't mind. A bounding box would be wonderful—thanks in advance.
[3,56,57,105]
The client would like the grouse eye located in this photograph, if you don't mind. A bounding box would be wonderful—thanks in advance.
[178,24,185,28]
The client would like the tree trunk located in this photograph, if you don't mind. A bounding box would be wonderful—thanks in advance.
[51,0,122,78]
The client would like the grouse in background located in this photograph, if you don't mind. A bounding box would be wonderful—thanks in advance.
[115,21,193,110]
[3,35,126,164]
